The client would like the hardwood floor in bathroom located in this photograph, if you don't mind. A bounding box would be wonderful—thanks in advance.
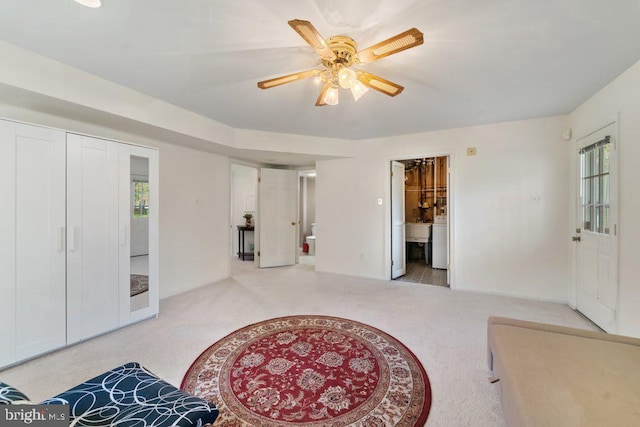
[395,260,449,287]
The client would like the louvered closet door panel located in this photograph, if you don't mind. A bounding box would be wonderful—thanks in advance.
[67,134,120,344]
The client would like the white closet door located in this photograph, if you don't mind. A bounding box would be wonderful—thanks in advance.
[118,144,159,325]
[0,120,18,367]
[0,120,66,366]
[67,134,120,344]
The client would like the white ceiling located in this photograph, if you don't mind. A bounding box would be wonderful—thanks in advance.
[1,0,640,142]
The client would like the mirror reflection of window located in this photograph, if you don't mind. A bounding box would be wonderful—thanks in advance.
[133,181,149,217]
[130,156,150,312]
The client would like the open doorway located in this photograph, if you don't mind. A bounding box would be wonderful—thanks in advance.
[298,170,316,267]
[391,156,450,287]
[231,164,258,262]
[230,164,312,270]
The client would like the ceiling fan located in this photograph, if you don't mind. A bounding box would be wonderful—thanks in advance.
[257,19,424,106]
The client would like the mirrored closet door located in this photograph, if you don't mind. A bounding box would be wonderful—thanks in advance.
[119,144,159,325]
[1,120,160,369]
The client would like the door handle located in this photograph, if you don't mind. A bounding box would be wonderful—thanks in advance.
[58,226,65,252]
[291,222,296,226]
[572,236,581,242]
[121,225,128,247]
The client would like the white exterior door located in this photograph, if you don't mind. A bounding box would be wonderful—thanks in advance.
[0,120,66,366]
[66,134,120,344]
[391,161,406,279]
[258,168,298,268]
[575,123,618,332]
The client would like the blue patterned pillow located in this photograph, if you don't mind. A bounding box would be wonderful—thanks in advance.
[41,362,218,426]
[0,382,30,404]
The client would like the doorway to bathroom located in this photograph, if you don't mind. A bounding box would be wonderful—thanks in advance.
[298,170,316,268]
[391,156,450,287]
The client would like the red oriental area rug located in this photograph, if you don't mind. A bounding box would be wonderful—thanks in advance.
[181,315,431,426]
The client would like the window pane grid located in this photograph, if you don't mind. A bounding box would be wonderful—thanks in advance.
[580,142,610,234]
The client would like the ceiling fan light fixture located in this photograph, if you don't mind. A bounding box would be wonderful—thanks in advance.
[258,20,423,106]
[350,80,369,102]
[322,86,339,106]
[337,68,357,89]
[74,0,102,7]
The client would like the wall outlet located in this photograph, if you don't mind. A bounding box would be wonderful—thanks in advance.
[466,147,477,156]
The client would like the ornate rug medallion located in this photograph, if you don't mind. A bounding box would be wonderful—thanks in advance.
[181,315,431,426]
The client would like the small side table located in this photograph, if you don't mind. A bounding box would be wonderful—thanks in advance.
[237,225,254,261]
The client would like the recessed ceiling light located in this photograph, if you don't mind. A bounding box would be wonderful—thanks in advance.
[74,0,102,8]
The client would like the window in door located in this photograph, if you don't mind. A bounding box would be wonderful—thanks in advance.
[580,137,610,234]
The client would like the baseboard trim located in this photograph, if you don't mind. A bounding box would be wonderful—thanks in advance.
[452,287,569,305]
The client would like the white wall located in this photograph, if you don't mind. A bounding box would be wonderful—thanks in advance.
[232,164,257,256]
[157,143,230,298]
[317,115,572,302]
[0,103,231,300]
[570,59,640,337]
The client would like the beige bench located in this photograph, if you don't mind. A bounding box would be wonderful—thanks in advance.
[487,316,640,426]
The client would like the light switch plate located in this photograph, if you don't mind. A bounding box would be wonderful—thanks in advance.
[377,198,383,205]
[466,147,477,156]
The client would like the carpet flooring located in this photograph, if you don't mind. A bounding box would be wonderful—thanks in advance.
[0,259,597,426]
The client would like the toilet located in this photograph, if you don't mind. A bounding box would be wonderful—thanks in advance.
[305,223,316,255]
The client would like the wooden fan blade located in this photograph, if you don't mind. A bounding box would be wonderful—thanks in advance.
[315,81,331,106]
[288,19,337,61]
[257,69,321,89]
[356,71,404,96]
[357,28,424,64]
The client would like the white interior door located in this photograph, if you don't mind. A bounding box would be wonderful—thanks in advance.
[258,168,297,268]
[575,123,618,332]
[391,161,406,279]
[67,134,120,344]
